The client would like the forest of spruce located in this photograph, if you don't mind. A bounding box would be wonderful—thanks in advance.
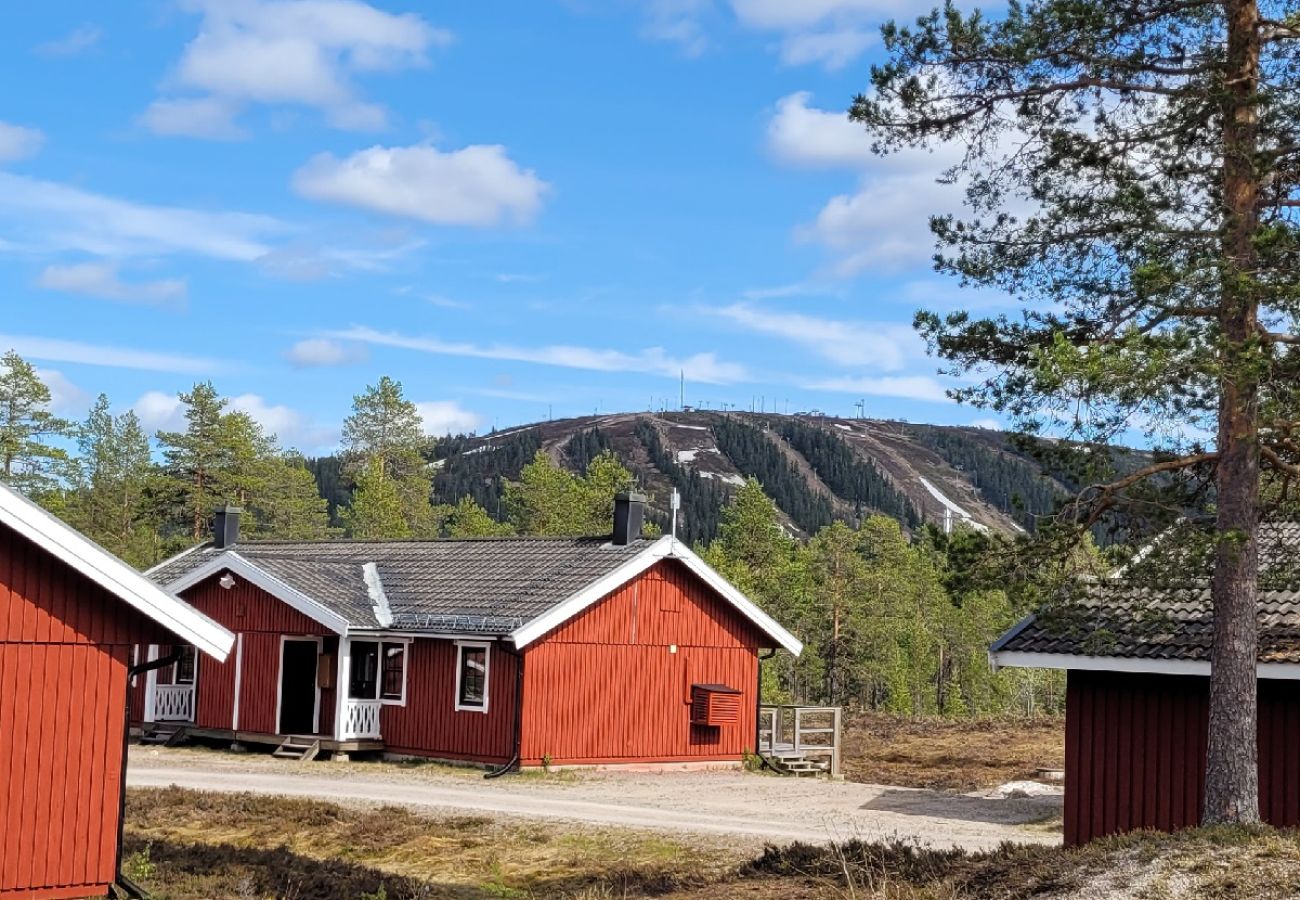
[1,350,1078,717]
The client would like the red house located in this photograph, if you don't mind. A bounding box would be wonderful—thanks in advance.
[0,483,234,900]
[140,494,803,769]
[992,523,1300,844]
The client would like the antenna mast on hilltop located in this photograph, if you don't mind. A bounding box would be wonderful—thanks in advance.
[680,370,685,410]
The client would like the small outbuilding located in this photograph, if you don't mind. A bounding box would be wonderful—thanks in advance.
[138,494,805,770]
[0,483,233,900]
[992,524,1300,844]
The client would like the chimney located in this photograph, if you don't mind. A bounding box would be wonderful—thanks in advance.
[613,492,646,546]
[213,505,242,549]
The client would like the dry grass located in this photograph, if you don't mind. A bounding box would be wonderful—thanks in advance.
[839,714,1065,791]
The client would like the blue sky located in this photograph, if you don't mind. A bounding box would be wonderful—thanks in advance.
[2,0,1005,454]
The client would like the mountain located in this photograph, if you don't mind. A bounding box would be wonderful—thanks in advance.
[315,411,1117,543]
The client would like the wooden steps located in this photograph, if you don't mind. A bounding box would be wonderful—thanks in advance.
[769,751,830,777]
[272,736,321,762]
[139,723,189,747]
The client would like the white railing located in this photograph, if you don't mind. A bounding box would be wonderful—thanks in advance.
[340,699,382,740]
[153,684,195,722]
[758,704,842,776]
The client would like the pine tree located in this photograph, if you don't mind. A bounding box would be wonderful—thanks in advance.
[856,0,1296,821]
[65,395,157,564]
[340,376,434,537]
[340,456,409,539]
[440,495,516,538]
[0,350,74,496]
[248,454,334,540]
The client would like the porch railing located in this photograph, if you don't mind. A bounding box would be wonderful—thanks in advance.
[153,684,195,722]
[758,704,842,777]
[339,699,382,740]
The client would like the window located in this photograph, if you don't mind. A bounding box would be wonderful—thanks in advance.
[174,645,197,685]
[455,642,490,712]
[349,640,379,700]
[380,642,406,703]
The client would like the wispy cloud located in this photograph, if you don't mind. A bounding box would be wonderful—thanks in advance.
[34,24,103,58]
[144,0,452,138]
[0,334,228,374]
[284,337,368,368]
[803,374,953,403]
[414,400,483,435]
[0,122,45,163]
[327,325,750,384]
[705,303,922,369]
[37,262,187,308]
[34,367,90,416]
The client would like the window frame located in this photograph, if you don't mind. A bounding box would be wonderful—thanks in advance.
[348,639,381,701]
[379,640,409,706]
[174,644,197,685]
[454,640,491,714]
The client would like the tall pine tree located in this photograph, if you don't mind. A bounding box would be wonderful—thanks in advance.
[0,350,74,496]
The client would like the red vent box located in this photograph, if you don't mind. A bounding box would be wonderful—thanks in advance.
[691,683,741,726]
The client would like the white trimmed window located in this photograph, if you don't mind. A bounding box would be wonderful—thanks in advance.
[455,641,490,713]
[380,641,408,704]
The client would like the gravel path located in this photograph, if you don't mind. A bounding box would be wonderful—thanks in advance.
[127,746,1061,851]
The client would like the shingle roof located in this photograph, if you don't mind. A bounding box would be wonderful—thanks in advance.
[147,536,655,634]
[994,523,1300,664]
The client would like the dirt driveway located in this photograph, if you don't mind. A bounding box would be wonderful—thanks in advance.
[127,746,1060,851]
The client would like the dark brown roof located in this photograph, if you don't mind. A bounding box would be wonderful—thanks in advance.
[993,523,1300,664]
[148,536,655,634]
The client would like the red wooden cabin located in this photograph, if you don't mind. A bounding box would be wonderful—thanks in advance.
[141,495,803,769]
[0,483,233,900]
[992,523,1300,844]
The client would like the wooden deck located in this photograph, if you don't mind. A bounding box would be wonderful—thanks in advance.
[142,724,384,756]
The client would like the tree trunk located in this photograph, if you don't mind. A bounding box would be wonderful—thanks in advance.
[1205,0,1262,826]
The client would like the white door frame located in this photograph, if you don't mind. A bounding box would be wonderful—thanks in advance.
[275,635,323,736]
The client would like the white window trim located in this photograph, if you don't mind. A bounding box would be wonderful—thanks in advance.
[454,640,491,714]
[275,635,323,736]
[379,638,411,707]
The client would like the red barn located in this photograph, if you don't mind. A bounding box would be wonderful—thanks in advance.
[992,523,1300,844]
[141,495,803,769]
[0,483,233,900]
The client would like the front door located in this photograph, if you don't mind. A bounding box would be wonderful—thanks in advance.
[278,639,318,735]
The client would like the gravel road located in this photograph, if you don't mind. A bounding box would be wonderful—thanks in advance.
[127,746,1061,851]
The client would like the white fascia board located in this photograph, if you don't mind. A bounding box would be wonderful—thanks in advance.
[991,650,1300,681]
[510,536,804,656]
[165,552,349,635]
[0,483,234,661]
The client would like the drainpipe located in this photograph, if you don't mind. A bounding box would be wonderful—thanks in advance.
[115,650,181,899]
[485,642,524,779]
[753,648,784,773]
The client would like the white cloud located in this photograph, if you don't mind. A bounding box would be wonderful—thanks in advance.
[777,29,874,70]
[285,337,368,367]
[147,0,452,137]
[969,417,1002,430]
[641,0,712,56]
[0,334,225,374]
[140,97,247,140]
[34,24,102,57]
[37,262,187,308]
[707,303,920,369]
[230,393,336,450]
[414,400,483,436]
[34,368,90,416]
[328,325,749,384]
[292,144,549,227]
[767,92,873,168]
[0,122,44,163]
[133,390,186,432]
[0,171,283,262]
[495,272,544,284]
[730,0,914,29]
[805,374,953,403]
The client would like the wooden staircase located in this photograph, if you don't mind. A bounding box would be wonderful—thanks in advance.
[758,706,843,778]
[272,736,321,762]
[768,750,831,777]
[139,723,189,747]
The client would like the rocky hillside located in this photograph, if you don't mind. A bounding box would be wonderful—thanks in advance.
[376,411,1096,545]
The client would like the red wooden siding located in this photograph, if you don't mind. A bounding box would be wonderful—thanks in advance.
[520,560,764,766]
[381,639,518,762]
[1065,670,1300,844]
[0,522,174,900]
[181,574,331,735]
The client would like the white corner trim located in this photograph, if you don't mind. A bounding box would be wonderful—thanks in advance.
[362,562,393,628]
[0,483,233,661]
[991,649,1300,681]
[509,537,803,655]
[454,640,491,713]
[166,552,349,635]
[231,633,244,731]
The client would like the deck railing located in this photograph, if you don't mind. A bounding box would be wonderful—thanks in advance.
[152,684,195,722]
[758,704,842,777]
[339,698,382,740]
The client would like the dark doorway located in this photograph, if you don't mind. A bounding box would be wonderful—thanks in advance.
[279,639,318,735]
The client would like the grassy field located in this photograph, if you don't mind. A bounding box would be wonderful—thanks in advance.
[125,788,1300,899]
[839,713,1065,791]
